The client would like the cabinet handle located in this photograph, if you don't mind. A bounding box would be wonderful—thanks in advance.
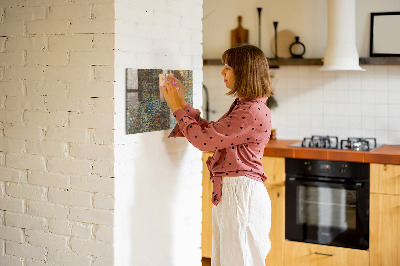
[314,252,335,257]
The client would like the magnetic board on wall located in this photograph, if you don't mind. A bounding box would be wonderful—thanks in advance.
[126,69,193,135]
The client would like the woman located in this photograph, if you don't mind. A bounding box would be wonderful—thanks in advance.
[161,44,273,266]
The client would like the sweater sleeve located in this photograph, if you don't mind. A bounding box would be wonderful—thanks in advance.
[172,106,257,152]
[168,104,211,138]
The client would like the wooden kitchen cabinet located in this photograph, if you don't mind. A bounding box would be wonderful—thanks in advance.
[261,156,285,185]
[264,184,285,266]
[370,163,400,195]
[370,163,400,266]
[262,156,285,266]
[202,152,213,258]
[284,241,369,266]
[370,193,400,266]
[201,154,286,266]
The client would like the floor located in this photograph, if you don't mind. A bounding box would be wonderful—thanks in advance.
[202,257,211,266]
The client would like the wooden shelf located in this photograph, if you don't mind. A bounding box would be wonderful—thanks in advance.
[359,57,400,65]
[203,57,400,67]
[203,58,323,67]
[268,58,322,67]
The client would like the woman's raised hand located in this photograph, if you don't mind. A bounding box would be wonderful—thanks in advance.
[169,75,187,108]
[160,75,186,113]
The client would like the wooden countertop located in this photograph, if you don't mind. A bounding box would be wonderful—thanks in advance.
[263,139,400,165]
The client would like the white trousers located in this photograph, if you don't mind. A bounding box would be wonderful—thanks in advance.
[212,176,271,266]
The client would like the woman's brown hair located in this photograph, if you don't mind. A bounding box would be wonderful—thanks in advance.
[221,44,273,99]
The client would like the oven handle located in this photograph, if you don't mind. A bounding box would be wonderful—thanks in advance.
[286,177,364,189]
[314,252,335,257]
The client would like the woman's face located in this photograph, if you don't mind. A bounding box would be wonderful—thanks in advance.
[220,64,235,89]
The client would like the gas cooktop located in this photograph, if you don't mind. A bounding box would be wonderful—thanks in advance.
[289,135,382,151]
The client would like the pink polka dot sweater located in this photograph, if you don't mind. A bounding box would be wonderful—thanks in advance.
[169,97,272,206]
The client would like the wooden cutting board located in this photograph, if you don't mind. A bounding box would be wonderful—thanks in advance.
[231,16,249,48]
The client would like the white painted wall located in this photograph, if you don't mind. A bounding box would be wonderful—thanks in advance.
[0,0,115,265]
[203,0,400,58]
[203,0,400,144]
[113,0,203,265]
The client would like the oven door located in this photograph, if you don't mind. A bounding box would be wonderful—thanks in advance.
[285,177,369,250]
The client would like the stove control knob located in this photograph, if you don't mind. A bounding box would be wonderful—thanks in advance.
[340,164,347,174]
[304,161,312,171]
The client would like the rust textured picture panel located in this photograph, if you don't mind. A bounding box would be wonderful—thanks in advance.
[126,68,193,135]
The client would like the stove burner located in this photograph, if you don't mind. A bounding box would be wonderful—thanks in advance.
[295,136,378,151]
[340,137,377,151]
[301,135,339,149]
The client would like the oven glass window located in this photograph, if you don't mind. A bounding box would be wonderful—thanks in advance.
[297,186,356,230]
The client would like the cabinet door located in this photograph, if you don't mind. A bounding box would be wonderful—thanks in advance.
[284,241,369,266]
[370,163,400,195]
[264,184,284,266]
[262,156,285,185]
[202,152,213,258]
[370,193,400,266]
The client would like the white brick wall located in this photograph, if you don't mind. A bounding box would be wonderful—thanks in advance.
[1,0,204,264]
[114,0,203,265]
[0,0,115,265]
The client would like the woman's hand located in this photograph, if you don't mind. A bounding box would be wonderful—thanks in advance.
[161,76,185,113]
[170,76,187,108]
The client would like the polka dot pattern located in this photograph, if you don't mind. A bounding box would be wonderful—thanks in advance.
[169,97,272,206]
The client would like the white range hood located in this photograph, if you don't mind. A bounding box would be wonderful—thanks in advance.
[320,0,365,71]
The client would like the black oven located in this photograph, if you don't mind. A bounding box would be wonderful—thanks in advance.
[285,158,369,250]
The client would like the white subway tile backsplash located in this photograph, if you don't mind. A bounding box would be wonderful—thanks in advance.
[374,117,389,131]
[362,90,375,104]
[337,90,349,103]
[322,70,335,78]
[389,117,400,131]
[310,77,324,90]
[361,104,375,117]
[286,77,299,89]
[362,116,375,130]
[298,67,311,78]
[336,116,348,129]
[375,104,389,117]
[388,131,400,143]
[336,103,349,116]
[388,65,400,76]
[323,115,336,129]
[349,102,362,116]
[348,116,362,129]
[336,128,349,139]
[388,76,400,91]
[388,104,400,117]
[374,65,388,77]
[335,74,349,90]
[287,113,300,127]
[374,78,388,91]
[374,90,388,104]
[323,103,336,116]
[323,88,336,103]
[349,128,363,137]
[348,77,362,91]
[298,77,311,89]
[374,130,389,144]
[284,66,298,77]
[348,90,362,104]
[298,89,313,103]
[204,65,400,144]
[388,91,400,104]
